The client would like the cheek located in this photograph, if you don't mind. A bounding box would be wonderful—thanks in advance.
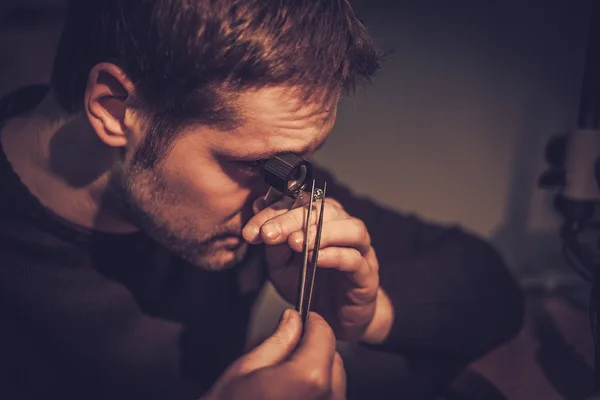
[196,168,253,213]
[160,152,253,218]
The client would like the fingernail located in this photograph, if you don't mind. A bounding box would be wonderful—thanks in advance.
[279,309,291,325]
[242,225,260,241]
[291,231,303,247]
[262,223,281,241]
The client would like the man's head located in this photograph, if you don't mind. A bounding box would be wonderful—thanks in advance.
[50,0,382,270]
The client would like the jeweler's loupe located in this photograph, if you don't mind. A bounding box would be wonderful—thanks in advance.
[261,153,322,208]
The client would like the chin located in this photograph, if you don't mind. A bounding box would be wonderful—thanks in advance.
[182,241,250,271]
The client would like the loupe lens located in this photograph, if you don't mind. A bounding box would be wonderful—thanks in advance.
[262,153,312,198]
[287,165,308,193]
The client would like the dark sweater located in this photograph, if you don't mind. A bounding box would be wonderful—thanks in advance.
[0,86,524,399]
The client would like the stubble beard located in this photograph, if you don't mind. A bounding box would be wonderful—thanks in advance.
[104,165,250,271]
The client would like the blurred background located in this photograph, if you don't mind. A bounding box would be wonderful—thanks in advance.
[1,0,597,398]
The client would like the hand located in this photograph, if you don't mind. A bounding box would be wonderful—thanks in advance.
[203,310,346,400]
[242,196,392,343]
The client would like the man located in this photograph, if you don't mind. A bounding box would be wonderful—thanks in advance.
[0,1,524,399]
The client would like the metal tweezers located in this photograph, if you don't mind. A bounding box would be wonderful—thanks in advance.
[294,179,327,323]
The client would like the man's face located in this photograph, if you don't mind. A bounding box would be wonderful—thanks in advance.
[114,87,338,271]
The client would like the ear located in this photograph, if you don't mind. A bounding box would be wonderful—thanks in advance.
[84,63,136,148]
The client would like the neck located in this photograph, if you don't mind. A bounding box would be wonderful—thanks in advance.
[0,92,138,233]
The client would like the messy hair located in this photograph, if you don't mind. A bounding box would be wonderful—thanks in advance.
[51,0,383,167]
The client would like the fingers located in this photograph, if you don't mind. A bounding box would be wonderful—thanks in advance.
[309,247,379,292]
[233,309,302,375]
[279,312,338,400]
[270,212,377,292]
[285,217,377,290]
[330,352,347,400]
[211,312,344,400]
[288,218,371,255]
[286,312,337,371]
[243,198,344,244]
[242,197,291,244]
[229,351,343,400]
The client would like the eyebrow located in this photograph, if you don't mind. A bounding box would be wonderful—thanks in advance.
[232,138,328,161]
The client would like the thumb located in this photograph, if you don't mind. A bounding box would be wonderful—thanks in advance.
[235,309,302,375]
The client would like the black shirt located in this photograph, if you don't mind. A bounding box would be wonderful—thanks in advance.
[0,86,525,399]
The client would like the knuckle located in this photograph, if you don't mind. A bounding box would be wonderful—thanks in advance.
[353,248,363,263]
[301,368,330,396]
[266,333,288,349]
[312,312,332,331]
[368,246,378,263]
[336,247,346,261]
[291,210,306,228]
[324,202,343,218]
[334,352,344,368]
[342,248,362,268]
[326,197,344,209]
[368,250,379,273]
[308,313,336,341]
[351,218,370,244]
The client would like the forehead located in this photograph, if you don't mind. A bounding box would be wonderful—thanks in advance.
[214,87,339,158]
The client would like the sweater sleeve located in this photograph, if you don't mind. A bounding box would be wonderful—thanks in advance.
[312,165,525,363]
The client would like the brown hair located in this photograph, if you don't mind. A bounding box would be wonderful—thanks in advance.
[51,0,383,167]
